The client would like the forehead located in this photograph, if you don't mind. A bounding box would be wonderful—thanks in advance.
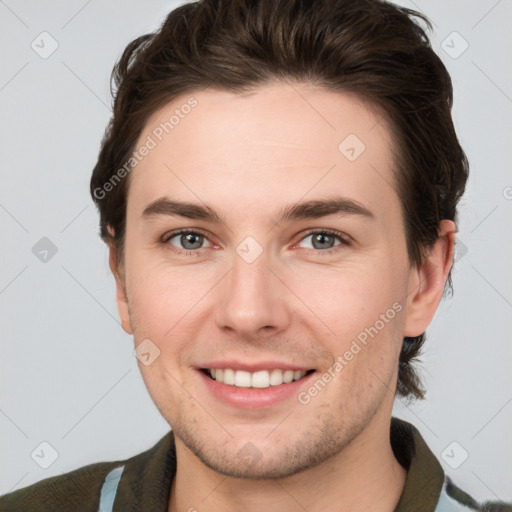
[127,82,398,222]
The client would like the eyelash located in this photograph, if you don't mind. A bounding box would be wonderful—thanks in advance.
[161,228,351,256]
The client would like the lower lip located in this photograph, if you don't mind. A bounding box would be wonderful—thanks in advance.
[198,370,316,409]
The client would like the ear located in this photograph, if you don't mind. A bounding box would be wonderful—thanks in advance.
[107,233,133,335]
[404,220,456,337]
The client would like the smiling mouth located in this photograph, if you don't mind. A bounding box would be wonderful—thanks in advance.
[200,368,315,388]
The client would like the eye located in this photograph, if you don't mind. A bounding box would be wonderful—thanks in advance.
[163,230,213,252]
[297,230,349,251]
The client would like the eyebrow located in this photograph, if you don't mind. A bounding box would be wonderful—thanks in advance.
[142,196,374,224]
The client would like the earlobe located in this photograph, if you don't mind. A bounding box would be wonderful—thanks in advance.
[403,220,456,337]
[108,237,133,335]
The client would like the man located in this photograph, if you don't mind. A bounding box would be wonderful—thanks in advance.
[1,0,509,511]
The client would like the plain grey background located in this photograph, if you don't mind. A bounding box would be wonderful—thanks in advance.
[1,0,511,503]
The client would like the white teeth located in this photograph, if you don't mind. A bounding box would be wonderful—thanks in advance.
[284,370,294,383]
[207,368,309,388]
[293,370,303,381]
[252,370,270,388]
[223,368,235,385]
[269,369,283,386]
[234,370,252,387]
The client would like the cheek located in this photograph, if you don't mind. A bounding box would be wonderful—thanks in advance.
[126,262,204,406]
[125,253,213,336]
[287,258,408,396]
[289,258,406,338]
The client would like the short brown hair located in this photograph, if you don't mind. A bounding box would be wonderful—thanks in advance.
[90,0,469,400]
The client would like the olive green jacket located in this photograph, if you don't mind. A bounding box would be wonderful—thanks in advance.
[1,418,510,511]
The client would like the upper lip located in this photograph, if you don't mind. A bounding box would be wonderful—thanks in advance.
[197,360,315,372]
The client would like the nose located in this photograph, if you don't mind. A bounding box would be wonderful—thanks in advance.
[215,249,291,340]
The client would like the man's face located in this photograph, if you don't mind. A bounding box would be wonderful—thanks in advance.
[115,83,418,478]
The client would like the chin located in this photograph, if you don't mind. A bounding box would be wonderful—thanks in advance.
[179,428,349,480]
[198,452,319,480]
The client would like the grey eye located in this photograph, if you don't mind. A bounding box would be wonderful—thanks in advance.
[299,232,342,250]
[169,232,207,250]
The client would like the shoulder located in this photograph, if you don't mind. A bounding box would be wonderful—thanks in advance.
[390,418,511,512]
[439,477,512,512]
[0,460,121,512]
[0,432,174,512]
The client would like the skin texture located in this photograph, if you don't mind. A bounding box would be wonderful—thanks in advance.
[109,82,455,512]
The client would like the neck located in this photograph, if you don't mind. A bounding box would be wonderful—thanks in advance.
[168,412,407,512]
